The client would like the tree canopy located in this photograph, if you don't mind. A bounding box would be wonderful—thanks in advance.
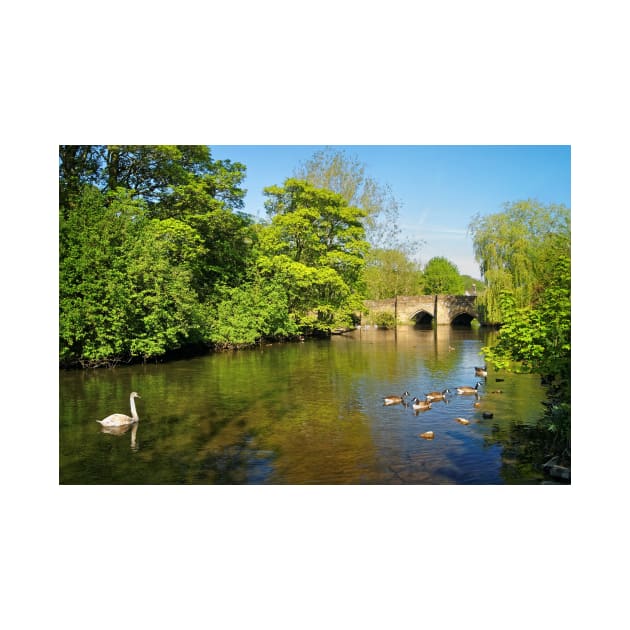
[294,147,403,248]
[59,145,254,365]
[468,199,570,323]
[259,178,369,332]
[422,257,464,294]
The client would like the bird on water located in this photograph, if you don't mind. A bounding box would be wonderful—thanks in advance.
[456,382,482,394]
[383,392,410,406]
[424,389,450,401]
[96,392,141,427]
[412,397,432,411]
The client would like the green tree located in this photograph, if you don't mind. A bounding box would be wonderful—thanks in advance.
[209,275,300,348]
[468,199,570,323]
[362,248,424,299]
[59,146,255,365]
[59,145,102,212]
[259,178,369,332]
[422,257,464,294]
[59,187,212,366]
[59,187,149,365]
[482,241,570,459]
[125,217,209,359]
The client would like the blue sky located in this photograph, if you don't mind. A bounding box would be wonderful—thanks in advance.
[210,145,571,279]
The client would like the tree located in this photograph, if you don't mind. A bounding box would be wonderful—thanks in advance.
[468,199,570,323]
[362,248,424,299]
[209,275,299,348]
[59,145,102,212]
[259,178,369,332]
[59,145,253,365]
[59,186,211,366]
[482,241,570,459]
[422,257,464,294]
[60,187,149,365]
[294,147,408,249]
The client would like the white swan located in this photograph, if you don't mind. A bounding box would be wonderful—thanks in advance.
[97,392,141,427]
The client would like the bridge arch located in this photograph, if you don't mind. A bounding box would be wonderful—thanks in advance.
[410,309,434,326]
[450,311,476,326]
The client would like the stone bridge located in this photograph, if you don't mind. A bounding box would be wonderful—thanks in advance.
[363,295,479,326]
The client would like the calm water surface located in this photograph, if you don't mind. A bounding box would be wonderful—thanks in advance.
[59,326,547,484]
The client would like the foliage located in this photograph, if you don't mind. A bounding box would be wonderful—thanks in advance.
[294,147,421,251]
[482,246,571,459]
[362,248,424,299]
[59,145,253,366]
[259,178,369,333]
[59,187,212,365]
[468,199,570,323]
[483,250,570,386]
[372,311,396,329]
[209,276,299,348]
[422,257,465,294]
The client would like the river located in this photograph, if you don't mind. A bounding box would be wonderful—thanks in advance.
[59,325,548,484]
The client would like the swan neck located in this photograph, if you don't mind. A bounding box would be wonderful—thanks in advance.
[130,395,139,420]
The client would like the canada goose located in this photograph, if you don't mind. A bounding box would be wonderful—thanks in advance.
[424,389,450,401]
[456,382,482,394]
[474,366,488,377]
[96,392,141,427]
[412,397,432,411]
[383,391,410,405]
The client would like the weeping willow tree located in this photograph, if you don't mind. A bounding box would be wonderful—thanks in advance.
[468,200,570,324]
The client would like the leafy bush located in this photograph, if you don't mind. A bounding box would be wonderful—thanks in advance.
[373,311,396,329]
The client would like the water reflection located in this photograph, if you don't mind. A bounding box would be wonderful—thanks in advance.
[100,422,139,451]
[60,325,548,484]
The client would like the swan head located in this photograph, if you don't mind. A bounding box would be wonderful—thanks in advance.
[130,392,141,399]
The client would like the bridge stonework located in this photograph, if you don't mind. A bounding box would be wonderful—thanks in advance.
[363,295,479,325]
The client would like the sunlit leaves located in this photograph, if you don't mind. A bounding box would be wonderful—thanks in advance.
[422,256,464,295]
[362,248,424,299]
[469,199,570,323]
[260,179,369,331]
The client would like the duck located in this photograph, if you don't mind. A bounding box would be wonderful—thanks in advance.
[455,417,470,425]
[456,382,482,394]
[97,392,141,427]
[419,430,434,440]
[383,391,410,406]
[474,366,488,377]
[411,397,432,411]
[424,389,450,401]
